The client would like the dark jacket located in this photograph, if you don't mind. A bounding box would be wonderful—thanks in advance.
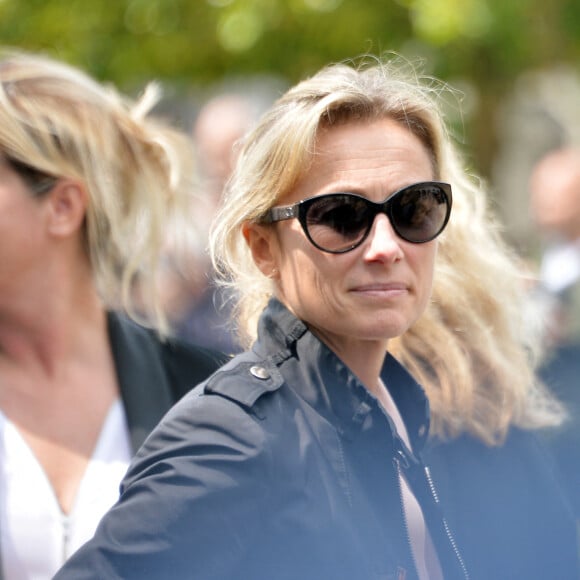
[0,312,226,580]
[106,311,229,451]
[55,300,578,580]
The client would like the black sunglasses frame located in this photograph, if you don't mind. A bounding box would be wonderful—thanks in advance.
[260,181,452,254]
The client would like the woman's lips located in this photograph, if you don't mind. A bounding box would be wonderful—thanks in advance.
[350,282,408,297]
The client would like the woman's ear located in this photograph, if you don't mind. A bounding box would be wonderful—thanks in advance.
[45,179,88,238]
[243,221,280,278]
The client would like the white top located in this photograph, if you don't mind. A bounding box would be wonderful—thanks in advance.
[0,399,132,580]
[540,240,580,294]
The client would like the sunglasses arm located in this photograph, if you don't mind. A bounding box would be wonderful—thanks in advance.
[261,204,299,224]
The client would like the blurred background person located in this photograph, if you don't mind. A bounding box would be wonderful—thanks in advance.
[159,91,274,354]
[529,146,580,519]
[530,147,580,342]
[0,49,225,579]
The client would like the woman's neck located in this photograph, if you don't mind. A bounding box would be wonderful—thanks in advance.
[308,325,389,395]
[0,283,106,379]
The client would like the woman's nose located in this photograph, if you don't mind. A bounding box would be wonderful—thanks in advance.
[362,213,404,262]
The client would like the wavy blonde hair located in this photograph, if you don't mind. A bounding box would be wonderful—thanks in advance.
[0,49,196,334]
[210,56,564,445]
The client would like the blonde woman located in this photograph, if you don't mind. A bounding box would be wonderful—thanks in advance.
[0,50,225,579]
[56,57,576,580]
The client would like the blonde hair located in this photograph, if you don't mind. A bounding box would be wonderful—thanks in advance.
[210,56,564,445]
[0,49,196,334]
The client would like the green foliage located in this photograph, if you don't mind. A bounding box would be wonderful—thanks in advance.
[0,0,579,177]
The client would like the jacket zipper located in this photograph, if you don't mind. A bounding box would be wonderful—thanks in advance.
[394,452,420,580]
[424,465,470,579]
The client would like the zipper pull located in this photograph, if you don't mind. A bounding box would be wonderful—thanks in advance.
[395,447,410,469]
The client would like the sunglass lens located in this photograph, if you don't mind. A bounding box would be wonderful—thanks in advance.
[306,195,370,252]
[390,185,449,243]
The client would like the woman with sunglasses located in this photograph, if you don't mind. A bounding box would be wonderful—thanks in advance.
[56,57,576,580]
[0,50,226,579]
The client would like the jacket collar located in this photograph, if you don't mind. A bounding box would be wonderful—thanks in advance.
[107,312,174,452]
[254,298,431,451]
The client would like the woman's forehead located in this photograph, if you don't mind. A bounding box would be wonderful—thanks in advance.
[280,119,433,202]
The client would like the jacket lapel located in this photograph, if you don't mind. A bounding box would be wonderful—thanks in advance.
[107,312,174,453]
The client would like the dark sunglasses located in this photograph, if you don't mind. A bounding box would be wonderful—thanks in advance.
[260,181,452,254]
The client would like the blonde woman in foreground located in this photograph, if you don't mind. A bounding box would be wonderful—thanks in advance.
[56,56,576,580]
[0,50,225,579]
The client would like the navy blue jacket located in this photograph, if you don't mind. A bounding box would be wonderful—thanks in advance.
[55,300,578,580]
